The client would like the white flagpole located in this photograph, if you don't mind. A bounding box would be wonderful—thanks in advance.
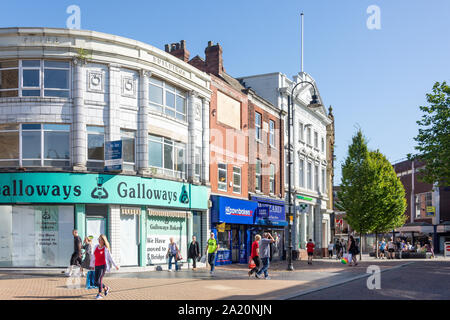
[301,12,304,74]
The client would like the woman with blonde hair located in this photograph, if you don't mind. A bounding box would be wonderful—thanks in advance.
[248,234,262,278]
[89,234,119,299]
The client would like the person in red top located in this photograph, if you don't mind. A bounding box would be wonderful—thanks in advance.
[248,234,262,278]
[306,239,315,265]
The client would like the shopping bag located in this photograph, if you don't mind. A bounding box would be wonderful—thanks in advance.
[176,253,183,261]
[85,270,97,289]
[200,255,206,264]
[346,253,352,262]
[248,257,256,269]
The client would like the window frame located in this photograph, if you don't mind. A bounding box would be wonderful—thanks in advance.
[0,124,19,166]
[322,167,326,193]
[255,112,262,141]
[299,158,305,188]
[218,163,227,191]
[307,162,312,190]
[321,136,325,153]
[232,166,241,194]
[314,131,319,149]
[0,60,19,97]
[148,134,186,179]
[269,163,275,194]
[148,77,187,122]
[298,122,304,142]
[120,129,136,171]
[314,164,319,191]
[255,159,262,192]
[306,127,312,146]
[269,120,275,147]
[87,126,105,168]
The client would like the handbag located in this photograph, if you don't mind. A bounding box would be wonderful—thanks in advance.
[85,270,97,289]
[248,257,256,269]
[176,253,183,261]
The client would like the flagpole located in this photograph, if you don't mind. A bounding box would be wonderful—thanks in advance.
[301,12,304,73]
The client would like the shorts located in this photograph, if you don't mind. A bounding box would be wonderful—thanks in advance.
[388,248,395,253]
[307,252,313,256]
[380,249,385,253]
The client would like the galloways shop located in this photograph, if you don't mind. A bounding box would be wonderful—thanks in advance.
[0,172,208,267]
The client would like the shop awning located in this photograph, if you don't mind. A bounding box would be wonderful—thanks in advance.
[397,222,434,234]
[121,207,141,215]
[147,209,191,218]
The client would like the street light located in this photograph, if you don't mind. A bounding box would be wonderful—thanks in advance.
[286,80,321,271]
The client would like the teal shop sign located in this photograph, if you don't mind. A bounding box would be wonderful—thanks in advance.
[0,173,208,210]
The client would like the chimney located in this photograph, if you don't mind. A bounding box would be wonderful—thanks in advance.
[164,40,190,63]
[205,41,224,75]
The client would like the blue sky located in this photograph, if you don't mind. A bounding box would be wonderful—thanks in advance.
[1,0,449,184]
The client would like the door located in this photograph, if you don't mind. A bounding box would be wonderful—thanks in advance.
[86,217,106,247]
[231,226,240,263]
[120,214,139,266]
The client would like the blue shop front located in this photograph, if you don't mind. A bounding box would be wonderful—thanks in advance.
[210,195,287,265]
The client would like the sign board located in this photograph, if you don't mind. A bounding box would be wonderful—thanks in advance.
[296,203,309,213]
[297,195,313,201]
[217,222,226,233]
[426,206,435,217]
[445,242,450,258]
[210,195,257,225]
[104,140,123,172]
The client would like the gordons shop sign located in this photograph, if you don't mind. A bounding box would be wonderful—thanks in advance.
[0,173,207,210]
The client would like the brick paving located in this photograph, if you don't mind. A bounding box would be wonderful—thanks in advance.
[0,256,445,300]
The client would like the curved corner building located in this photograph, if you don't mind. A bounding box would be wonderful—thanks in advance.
[0,28,211,268]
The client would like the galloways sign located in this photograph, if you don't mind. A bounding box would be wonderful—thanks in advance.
[0,172,207,210]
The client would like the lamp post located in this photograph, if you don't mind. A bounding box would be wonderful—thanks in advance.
[286,80,321,271]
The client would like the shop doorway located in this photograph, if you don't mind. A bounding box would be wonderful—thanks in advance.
[120,213,139,266]
[86,217,106,246]
[231,226,245,263]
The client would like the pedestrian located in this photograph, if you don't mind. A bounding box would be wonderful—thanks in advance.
[348,235,358,266]
[379,238,386,259]
[306,239,315,265]
[67,229,83,276]
[335,240,341,260]
[248,234,262,278]
[205,232,219,275]
[256,233,275,280]
[89,234,119,300]
[387,238,395,259]
[328,241,334,259]
[188,235,200,271]
[166,237,180,272]
[81,236,93,277]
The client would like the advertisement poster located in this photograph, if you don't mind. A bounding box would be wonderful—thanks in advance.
[146,216,187,265]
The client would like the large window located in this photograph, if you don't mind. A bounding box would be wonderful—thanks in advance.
[307,162,312,190]
[255,112,262,141]
[87,126,105,169]
[416,192,433,218]
[195,147,202,180]
[0,124,19,167]
[269,120,275,146]
[255,159,262,192]
[149,77,187,121]
[321,137,325,153]
[298,122,304,142]
[270,163,275,194]
[322,168,326,193]
[314,131,319,149]
[314,165,319,191]
[0,60,70,98]
[218,163,227,191]
[148,134,186,178]
[299,159,305,188]
[233,166,241,194]
[306,127,312,145]
[121,129,136,171]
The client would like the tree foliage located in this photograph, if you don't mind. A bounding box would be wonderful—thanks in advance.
[409,81,450,186]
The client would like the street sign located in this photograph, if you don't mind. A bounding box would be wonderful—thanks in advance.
[104,140,123,172]
[426,206,435,217]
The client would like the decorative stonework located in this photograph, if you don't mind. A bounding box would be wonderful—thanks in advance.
[121,76,136,98]
[87,70,104,93]
[195,102,201,121]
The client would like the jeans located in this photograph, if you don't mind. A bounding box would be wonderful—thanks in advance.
[208,253,216,272]
[249,256,261,275]
[256,257,269,278]
[168,254,178,270]
[94,264,106,294]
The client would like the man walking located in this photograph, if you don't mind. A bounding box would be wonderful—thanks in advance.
[256,232,275,280]
[68,229,82,275]
[205,232,219,275]
[248,234,262,278]
[306,239,315,265]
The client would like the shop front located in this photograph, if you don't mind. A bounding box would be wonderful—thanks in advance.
[210,195,258,266]
[251,196,287,262]
[0,172,208,268]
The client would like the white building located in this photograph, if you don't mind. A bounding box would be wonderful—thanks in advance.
[238,72,334,255]
[0,28,211,269]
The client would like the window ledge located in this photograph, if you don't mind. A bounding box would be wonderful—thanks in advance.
[0,97,72,104]
[148,110,188,126]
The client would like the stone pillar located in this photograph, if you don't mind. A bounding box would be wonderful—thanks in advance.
[72,58,87,171]
[201,98,210,184]
[300,208,307,249]
[138,70,150,175]
[314,203,323,250]
[307,204,314,242]
[107,64,121,142]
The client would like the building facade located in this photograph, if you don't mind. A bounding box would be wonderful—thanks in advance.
[0,28,212,268]
[238,72,334,257]
[394,159,450,253]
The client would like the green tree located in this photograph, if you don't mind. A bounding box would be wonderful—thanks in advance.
[409,81,450,186]
[367,151,407,257]
[336,130,375,258]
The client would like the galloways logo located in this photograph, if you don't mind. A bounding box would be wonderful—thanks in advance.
[224,206,253,216]
[91,177,109,199]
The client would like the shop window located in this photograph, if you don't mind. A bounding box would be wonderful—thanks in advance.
[255,112,262,141]
[121,129,136,171]
[149,77,186,122]
[218,163,227,191]
[192,212,204,253]
[233,166,241,194]
[0,205,74,267]
[0,60,70,98]
[270,163,275,194]
[87,126,105,170]
[148,134,186,179]
[217,230,231,251]
[255,159,262,192]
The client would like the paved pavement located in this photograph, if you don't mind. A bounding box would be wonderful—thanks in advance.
[0,256,447,300]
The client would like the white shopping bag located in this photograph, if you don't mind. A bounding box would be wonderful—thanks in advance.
[200,255,206,264]
[346,253,352,262]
